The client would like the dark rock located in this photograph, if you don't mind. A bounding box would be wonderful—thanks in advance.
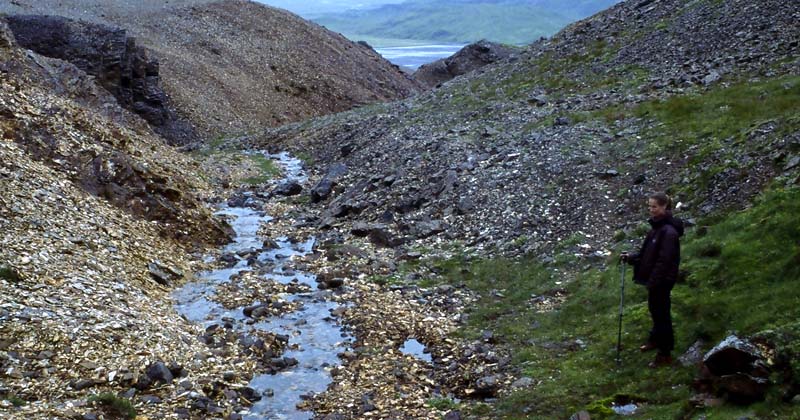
[473,375,500,397]
[444,411,463,420]
[554,116,571,126]
[320,278,345,289]
[717,373,769,403]
[323,414,346,420]
[240,386,262,402]
[311,178,335,202]
[145,361,174,385]
[273,180,302,196]
[5,15,197,145]
[70,379,97,391]
[368,227,400,248]
[411,220,446,238]
[139,395,162,404]
[527,94,549,106]
[148,262,176,286]
[704,335,763,376]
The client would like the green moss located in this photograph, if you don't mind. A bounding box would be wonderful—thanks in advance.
[87,393,137,419]
[427,397,459,411]
[634,75,800,156]
[7,395,26,407]
[0,264,22,283]
[240,153,282,185]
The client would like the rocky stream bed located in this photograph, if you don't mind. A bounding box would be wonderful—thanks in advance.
[173,153,476,419]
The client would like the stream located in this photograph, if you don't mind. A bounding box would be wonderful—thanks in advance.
[173,153,350,419]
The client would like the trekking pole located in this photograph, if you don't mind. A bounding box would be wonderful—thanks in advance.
[616,262,626,367]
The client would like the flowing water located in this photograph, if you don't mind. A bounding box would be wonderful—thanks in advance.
[174,153,350,419]
[375,44,465,70]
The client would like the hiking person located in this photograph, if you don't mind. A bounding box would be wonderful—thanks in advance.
[620,192,684,368]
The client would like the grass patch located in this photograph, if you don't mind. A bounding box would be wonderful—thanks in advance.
[427,397,460,411]
[7,395,26,407]
[435,185,800,418]
[633,75,800,157]
[88,393,137,420]
[241,153,282,185]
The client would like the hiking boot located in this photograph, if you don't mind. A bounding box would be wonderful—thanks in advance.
[639,341,658,352]
[648,354,673,368]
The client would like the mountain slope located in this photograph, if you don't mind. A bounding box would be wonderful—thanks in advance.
[242,1,800,414]
[314,0,621,45]
[0,0,420,139]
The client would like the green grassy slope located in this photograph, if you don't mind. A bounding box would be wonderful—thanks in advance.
[422,183,800,418]
[314,0,619,45]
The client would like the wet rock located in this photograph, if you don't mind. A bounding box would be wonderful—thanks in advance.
[240,386,262,402]
[262,238,280,250]
[323,414,346,420]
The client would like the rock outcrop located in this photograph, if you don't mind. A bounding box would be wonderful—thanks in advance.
[6,15,197,146]
[0,20,231,245]
[414,40,517,88]
[0,0,422,138]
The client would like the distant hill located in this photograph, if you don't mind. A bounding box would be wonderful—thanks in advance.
[314,0,621,45]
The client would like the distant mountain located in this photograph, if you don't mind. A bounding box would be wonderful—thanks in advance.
[313,0,621,45]
[254,0,406,19]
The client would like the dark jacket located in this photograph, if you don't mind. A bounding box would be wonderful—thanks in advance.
[628,212,684,289]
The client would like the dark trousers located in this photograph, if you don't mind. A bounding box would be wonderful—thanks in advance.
[647,285,674,356]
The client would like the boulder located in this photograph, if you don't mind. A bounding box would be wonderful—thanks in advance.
[703,335,763,376]
[273,180,302,196]
[717,373,769,403]
[145,361,174,385]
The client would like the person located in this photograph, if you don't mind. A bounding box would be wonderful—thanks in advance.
[621,192,684,368]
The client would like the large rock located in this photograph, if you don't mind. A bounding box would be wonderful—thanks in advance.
[703,335,771,403]
[413,40,516,88]
[311,163,348,203]
[703,335,763,376]
[5,15,196,145]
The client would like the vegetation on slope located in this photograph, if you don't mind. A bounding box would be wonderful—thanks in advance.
[428,184,800,418]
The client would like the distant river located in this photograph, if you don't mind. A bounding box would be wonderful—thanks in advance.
[375,44,466,70]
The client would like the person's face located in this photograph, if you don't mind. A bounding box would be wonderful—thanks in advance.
[648,198,667,218]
